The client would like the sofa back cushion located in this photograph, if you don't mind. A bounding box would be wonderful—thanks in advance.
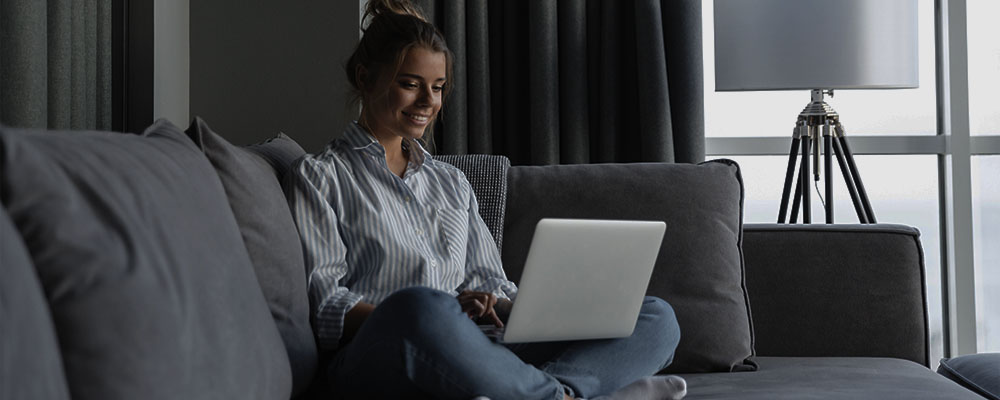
[503,160,755,373]
[433,154,510,250]
[185,117,315,395]
[0,207,70,400]
[0,121,292,400]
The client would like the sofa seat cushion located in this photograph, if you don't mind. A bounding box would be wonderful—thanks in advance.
[185,117,315,395]
[503,160,754,373]
[0,207,70,400]
[0,120,291,400]
[679,357,984,399]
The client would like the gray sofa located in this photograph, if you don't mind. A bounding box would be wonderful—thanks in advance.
[0,119,981,399]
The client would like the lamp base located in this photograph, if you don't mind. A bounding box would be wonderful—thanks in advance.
[777,89,876,224]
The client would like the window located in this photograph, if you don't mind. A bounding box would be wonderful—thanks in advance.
[967,1,1000,135]
[972,156,1000,352]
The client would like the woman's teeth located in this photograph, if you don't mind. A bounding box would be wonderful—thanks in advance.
[403,112,428,122]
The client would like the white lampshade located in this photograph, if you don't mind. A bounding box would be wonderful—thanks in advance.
[714,0,919,91]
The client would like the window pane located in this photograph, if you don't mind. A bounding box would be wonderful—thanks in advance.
[967,0,1000,135]
[703,0,936,137]
[722,154,944,363]
[972,156,1000,352]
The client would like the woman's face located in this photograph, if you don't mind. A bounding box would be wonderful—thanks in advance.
[364,47,447,141]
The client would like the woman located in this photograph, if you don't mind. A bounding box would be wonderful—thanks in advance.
[285,1,684,399]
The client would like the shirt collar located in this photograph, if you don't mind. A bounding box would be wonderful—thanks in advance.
[344,121,432,170]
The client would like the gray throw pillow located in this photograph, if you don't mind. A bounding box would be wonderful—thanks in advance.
[503,160,756,373]
[0,207,70,400]
[938,353,1000,400]
[0,120,292,399]
[184,117,315,395]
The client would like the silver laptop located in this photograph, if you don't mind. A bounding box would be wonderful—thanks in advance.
[484,218,667,343]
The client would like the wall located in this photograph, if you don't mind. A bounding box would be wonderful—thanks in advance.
[154,0,189,127]
[189,1,360,152]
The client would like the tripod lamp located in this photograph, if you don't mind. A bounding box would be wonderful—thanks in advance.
[713,0,919,224]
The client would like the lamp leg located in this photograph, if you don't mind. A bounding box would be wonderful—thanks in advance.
[790,161,803,224]
[836,128,876,223]
[778,129,802,223]
[832,133,869,223]
[801,130,812,224]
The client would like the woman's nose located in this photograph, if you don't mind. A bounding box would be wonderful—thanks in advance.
[416,85,435,106]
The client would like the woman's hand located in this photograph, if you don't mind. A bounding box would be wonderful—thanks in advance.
[457,290,504,327]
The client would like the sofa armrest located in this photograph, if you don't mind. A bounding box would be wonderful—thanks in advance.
[742,223,930,367]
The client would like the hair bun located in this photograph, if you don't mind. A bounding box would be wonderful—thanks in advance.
[363,0,427,27]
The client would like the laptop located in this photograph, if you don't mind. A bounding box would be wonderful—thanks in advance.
[482,218,667,343]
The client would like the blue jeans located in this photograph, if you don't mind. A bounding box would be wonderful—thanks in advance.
[327,287,680,400]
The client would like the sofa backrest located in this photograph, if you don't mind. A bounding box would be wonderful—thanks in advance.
[742,223,930,367]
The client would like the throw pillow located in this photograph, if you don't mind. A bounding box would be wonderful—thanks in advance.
[0,120,292,399]
[0,207,70,400]
[184,117,315,395]
[503,159,756,373]
[938,353,1000,400]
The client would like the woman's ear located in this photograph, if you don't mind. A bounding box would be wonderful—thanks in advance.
[355,65,369,92]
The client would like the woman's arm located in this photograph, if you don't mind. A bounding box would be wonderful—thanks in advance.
[285,157,364,349]
[456,180,518,301]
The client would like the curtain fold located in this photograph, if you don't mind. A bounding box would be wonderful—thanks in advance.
[424,0,703,165]
[0,0,111,130]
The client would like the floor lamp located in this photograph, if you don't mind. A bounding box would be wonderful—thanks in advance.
[713,0,919,224]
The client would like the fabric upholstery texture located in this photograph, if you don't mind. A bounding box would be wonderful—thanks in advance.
[0,120,292,400]
[937,353,1000,400]
[0,207,70,400]
[742,224,929,366]
[433,154,510,250]
[503,159,755,373]
[679,357,983,399]
[184,117,315,396]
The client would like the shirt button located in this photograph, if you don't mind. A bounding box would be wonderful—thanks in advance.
[415,229,423,236]
[404,196,412,203]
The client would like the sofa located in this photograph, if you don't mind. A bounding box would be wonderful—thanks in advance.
[0,119,983,399]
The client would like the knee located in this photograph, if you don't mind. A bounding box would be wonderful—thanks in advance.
[379,287,457,317]
[375,287,462,336]
[641,296,681,350]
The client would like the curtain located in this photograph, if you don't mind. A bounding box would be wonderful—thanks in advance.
[0,0,112,130]
[417,0,704,165]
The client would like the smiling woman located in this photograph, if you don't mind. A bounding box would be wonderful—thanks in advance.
[281,1,686,399]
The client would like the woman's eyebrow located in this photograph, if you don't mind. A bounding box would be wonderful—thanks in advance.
[398,73,447,82]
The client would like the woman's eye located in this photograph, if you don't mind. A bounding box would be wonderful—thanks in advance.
[399,82,418,89]
[432,85,444,92]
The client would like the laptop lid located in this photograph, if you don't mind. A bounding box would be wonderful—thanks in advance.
[500,218,667,343]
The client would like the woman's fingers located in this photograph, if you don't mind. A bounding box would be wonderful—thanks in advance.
[456,291,502,325]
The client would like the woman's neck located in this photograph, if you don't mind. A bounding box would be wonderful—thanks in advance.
[360,114,409,178]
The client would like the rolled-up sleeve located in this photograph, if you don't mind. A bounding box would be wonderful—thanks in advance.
[285,157,363,350]
[457,180,518,300]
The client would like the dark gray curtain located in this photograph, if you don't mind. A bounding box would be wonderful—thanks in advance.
[417,0,704,165]
[0,0,112,130]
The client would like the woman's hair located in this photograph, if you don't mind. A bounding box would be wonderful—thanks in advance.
[346,0,453,122]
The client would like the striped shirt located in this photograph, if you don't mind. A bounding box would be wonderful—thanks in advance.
[285,122,518,350]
